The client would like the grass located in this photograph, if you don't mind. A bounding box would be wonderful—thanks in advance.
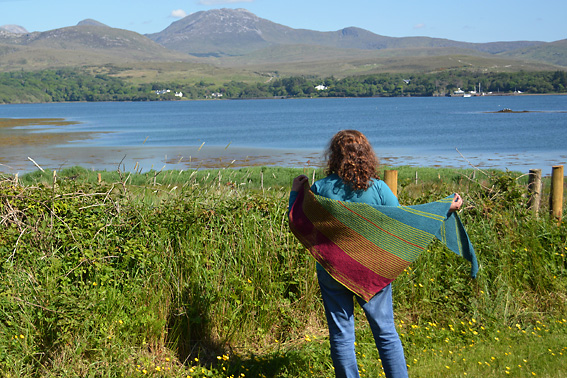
[0,165,565,377]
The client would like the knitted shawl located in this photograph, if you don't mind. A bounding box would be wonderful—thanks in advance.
[289,184,478,302]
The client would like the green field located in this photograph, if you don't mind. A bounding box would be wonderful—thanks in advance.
[1,166,566,377]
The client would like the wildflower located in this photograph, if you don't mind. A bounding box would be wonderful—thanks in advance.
[165,357,170,362]
[19,334,24,339]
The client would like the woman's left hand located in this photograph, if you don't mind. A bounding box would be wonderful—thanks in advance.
[449,193,463,213]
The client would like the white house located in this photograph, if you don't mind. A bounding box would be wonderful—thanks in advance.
[315,85,327,91]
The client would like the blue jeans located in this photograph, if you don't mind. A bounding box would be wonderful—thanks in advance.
[317,268,408,378]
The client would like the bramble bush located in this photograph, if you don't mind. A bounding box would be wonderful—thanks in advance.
[0,166,565,377]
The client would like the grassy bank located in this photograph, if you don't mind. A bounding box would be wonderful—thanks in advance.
[1,166,566,377]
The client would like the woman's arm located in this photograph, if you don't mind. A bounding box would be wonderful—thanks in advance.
[289,175,309,211]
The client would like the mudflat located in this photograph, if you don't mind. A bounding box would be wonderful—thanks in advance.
[0,118,324,173]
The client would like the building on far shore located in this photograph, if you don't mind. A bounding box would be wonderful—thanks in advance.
[155,89,183,97]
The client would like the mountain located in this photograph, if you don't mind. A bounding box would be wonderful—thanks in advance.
[0,25,28,34]
[0,22,195,69]
[77,19,109,28]
[0,11,565,77]
[146,8,549,59]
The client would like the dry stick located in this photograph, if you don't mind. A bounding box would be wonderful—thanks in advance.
[27,157,45,172]
[261,171,264,195]
[12,296,65,314]
[42,202,83,253]
[455,148,488,177]
[6,227,27,263]
[116,154,129,193]
[454,148,493,191]
[61,255,119,279]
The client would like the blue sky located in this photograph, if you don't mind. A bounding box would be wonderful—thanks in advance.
[1,0,565,43]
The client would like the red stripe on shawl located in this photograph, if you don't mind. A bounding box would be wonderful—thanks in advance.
[289,188,393,301]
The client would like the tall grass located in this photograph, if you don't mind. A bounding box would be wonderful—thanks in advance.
[0,166,565,377]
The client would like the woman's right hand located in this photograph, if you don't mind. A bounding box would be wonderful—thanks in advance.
[291,175,309,192]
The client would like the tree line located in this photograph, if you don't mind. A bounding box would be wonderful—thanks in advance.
[1,68,566,104]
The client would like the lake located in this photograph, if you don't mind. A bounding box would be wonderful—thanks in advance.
[1,95,566,174]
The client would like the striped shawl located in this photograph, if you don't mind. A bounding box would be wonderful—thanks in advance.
[289,184,478,302]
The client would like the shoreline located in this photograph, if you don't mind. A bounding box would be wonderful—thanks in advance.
[1,92,566,106]
[2,143,565,176]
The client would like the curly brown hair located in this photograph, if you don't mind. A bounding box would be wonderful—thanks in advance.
[325,130,380,191]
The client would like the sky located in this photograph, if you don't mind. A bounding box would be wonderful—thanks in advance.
[1,0,566,44]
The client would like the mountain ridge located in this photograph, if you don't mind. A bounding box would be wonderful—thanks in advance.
[0,10,565,77]
[145,8,549,58]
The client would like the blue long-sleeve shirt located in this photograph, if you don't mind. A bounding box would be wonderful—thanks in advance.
[288,173,399,211]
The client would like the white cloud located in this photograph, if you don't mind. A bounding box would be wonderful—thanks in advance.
[170,9,188,18]
[198,0,253,5]
[413,23,426,30]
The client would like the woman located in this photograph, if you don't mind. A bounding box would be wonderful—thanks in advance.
[289,130,462,378]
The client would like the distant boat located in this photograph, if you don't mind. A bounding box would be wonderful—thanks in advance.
[463,93,472,98]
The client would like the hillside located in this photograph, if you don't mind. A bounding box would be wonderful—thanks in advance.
[0,23,195,70]
[501,39,567,67]
[0,10,565,80]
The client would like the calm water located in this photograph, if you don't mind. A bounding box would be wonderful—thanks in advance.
[1,96,566,174]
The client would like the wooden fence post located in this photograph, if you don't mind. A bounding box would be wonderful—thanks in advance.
[527,169,542,214]
[550,165,564,221]
[384,170,398,197]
